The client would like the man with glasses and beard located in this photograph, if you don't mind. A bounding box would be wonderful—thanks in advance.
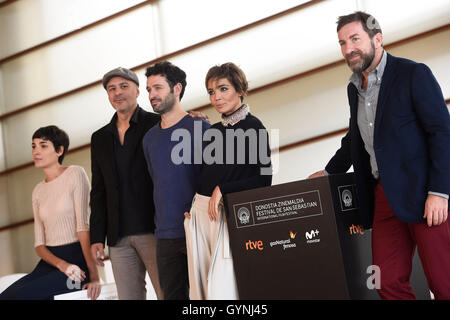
[309,12,450,299]
[142,61,210,299]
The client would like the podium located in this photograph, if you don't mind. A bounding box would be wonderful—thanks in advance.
[223,173,430,299]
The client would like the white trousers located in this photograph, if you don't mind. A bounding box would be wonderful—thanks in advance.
[184,193,238,300]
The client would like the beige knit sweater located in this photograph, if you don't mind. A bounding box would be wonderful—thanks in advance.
[32,165,90,247]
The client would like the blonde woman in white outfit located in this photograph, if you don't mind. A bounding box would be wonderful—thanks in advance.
[184,63,272,300]
[0,126,100,300]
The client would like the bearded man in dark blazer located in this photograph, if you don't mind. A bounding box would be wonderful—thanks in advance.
[309,12,450,300]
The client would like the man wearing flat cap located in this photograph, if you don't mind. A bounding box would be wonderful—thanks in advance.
[89,67,163,300]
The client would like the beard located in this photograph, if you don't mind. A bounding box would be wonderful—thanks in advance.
[345,40,375,74]
[151,92,176,115]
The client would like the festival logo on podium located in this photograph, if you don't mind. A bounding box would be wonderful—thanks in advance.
[337,184,359,212]
[233,191,323,229]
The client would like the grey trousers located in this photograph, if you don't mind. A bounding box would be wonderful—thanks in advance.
[109,233,163,300]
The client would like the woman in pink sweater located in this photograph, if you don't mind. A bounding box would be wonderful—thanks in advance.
[0,126,101,300]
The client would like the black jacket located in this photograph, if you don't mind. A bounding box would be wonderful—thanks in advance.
[90,106,161,246]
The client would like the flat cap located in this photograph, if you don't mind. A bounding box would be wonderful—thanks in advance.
[102,67,139,89]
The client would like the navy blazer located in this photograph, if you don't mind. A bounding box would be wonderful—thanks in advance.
[326,53,450,229]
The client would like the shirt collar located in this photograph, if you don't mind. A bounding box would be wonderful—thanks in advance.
[110,105,140,126]
[374,50,387,84]
[108,105,140,133]
[129,105,140,124]
[221,104,250,127]
[349,50,387,89]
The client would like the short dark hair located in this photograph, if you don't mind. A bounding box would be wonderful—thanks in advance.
[337,11,382,38]
[145,61,187,100]
[205,62,248,102]
[32,125,70,164]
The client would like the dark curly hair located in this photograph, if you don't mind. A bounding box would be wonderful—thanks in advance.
[145,61,187,100]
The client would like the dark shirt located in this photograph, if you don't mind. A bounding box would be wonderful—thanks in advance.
[197,113,272,196]
[142,115,210,239]
[111,106,152,237]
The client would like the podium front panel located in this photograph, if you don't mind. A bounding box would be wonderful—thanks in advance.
[224,177,349,299]
[328,173,430,300]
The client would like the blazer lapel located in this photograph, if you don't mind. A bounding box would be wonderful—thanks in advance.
[103,121,119,183]
[348,83,359,128]
[128,108,146,156]
[374,53,398,138]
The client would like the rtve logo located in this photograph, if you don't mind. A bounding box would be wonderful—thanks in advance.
[245,240,264,251]
[349,224,365,235]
